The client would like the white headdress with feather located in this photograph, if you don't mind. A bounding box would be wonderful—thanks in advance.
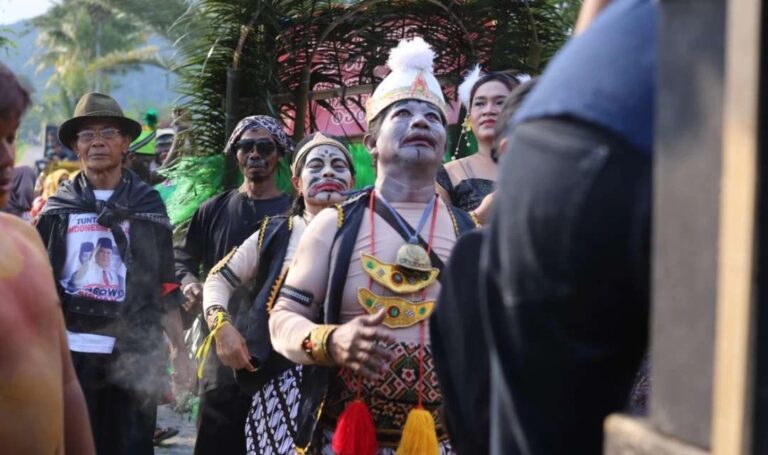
[366,37,447,123]
[458,64,484,110]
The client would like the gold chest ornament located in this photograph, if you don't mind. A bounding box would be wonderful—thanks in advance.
[360,253,439,294]
[356,193,440,329]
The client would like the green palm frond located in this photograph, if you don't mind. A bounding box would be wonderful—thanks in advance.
[29,0,161,114]
[175,0,572,162]
[89,45,166,72]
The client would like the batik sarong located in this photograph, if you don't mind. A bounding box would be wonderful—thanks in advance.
[246,365,303,455]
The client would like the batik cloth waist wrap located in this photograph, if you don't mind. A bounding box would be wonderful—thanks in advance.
[319,341,447,448]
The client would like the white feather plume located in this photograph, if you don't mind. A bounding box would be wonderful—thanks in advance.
[516,73,532,83]
[387,37,435,73]
[458,64,484,109]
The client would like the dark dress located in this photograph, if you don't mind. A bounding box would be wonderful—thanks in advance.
[482,0,656,452]
[436,164,494,212]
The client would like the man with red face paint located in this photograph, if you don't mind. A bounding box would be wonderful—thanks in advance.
[174,115,292,455]
[0,63,96,455]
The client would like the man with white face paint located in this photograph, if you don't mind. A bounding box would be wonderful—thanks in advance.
[302,147,352,202]
[202,133,355,454]
[268,38,477,455]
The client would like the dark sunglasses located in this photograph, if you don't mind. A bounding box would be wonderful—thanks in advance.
[234,138,277,156]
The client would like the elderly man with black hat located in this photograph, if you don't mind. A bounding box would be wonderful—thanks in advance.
[174,115,292,455]
[35,92,195,455]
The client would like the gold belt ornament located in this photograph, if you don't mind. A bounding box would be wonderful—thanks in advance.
[360,253,439,294]
[357,288,434,329]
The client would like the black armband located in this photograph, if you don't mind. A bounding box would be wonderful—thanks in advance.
[279,285,314,307]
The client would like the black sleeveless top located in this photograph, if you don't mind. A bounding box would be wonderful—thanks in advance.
[436,164,494,212]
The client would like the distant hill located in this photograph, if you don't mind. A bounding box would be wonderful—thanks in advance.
[1,19,178,118]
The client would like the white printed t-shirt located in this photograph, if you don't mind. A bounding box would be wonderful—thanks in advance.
[59,190,129,354]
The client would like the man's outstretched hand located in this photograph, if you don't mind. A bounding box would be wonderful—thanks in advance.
[327,310,395,380]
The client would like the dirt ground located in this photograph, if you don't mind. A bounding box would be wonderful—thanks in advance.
[154,404,197,455]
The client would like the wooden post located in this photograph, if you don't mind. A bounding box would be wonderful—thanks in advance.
[649,0,724,448]
[606,2,768,454]
[712,0,764,453]
[605,1,724,452]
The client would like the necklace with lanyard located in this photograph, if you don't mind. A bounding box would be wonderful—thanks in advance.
[375,192,438,273]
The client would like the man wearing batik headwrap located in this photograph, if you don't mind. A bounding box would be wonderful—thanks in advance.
[268,37,476,455]
[174,115,292,455]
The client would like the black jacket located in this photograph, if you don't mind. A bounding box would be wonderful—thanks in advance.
[36,170,181,398]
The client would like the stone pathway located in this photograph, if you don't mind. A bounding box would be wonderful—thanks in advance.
[154,404,197,455]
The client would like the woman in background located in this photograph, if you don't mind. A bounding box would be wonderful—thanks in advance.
[436,67,517,222]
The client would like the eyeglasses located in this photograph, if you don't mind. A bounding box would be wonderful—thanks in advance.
[234,138,277,156]
[76,128,121,143]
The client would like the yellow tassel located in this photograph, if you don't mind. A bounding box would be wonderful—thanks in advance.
[195,312,230,379]
[396,407,438,455]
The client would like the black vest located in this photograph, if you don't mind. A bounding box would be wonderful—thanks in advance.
[230,215,296,395]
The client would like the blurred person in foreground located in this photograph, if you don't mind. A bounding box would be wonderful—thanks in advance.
[35,92,195,455]
[431,78,538,455]
[0,62,95,455]
[481,0,656,453]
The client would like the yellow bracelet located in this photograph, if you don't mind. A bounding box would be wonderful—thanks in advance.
[195,311,232,379]
[302,325,339,366]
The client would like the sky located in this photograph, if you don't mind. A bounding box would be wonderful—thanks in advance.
[0,0,54,26]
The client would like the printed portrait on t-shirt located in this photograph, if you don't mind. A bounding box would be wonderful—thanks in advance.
[60,214,129,302]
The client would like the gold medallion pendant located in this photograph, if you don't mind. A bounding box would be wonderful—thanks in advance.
[395,242,432,272]
[357,288,435,329]
[360,253,439,294]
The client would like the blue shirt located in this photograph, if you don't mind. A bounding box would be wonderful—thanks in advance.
[514,0,657,154]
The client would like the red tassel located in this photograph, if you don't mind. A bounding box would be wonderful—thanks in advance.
[332,399,378,455]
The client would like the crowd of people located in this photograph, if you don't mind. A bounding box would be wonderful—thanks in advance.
[0,0,655,454]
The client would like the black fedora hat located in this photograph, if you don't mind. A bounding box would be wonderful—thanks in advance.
[58,92,142,148]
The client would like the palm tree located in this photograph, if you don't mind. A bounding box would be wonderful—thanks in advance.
[154,0,579,229]
[0,28,15,55]
[30,0,165,117]
[175,0,574,158]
